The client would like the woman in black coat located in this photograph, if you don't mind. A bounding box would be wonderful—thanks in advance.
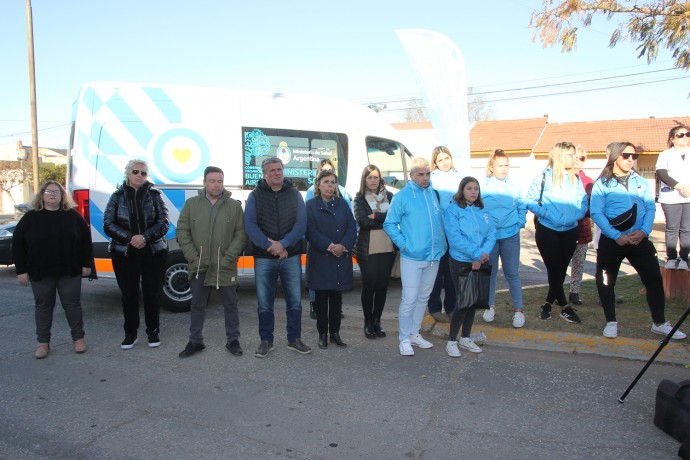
[306,170,356,349]
[13,181,93,359]
[353,165,396,339]
[104,159,169,350]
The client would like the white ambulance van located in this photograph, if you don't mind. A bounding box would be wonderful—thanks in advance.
[68,82,414,312]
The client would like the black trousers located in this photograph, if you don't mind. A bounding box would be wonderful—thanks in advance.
[315,289,343,335]
[112,251,167,336]
[358,252,395,324]
[596,235,665,323]
[535,223,578,307]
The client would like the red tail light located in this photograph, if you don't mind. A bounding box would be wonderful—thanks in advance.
[73,190,90,227]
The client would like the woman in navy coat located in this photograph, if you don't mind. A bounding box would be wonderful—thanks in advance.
[306,170,357,349]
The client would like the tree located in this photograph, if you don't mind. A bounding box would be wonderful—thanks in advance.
[39,163,66,185]
[530,0,690,70]
[0,162,25,205]
[468,86,496,123]
[403,98,428,123]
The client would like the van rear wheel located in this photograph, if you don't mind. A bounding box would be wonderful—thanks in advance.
[160,251,191,313]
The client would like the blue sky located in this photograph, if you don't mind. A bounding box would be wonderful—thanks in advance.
[1,0,688,148]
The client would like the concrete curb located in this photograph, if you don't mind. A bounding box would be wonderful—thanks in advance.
[421,315,690,365]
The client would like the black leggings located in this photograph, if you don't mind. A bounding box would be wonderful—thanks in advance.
[358,252,395,324]
[448,258,476,341]
[535,223,578,307]
[596,236,665,323]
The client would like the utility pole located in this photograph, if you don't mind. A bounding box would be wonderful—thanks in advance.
[25,0,40,195]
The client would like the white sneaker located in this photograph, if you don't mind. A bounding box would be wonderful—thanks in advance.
[665,259,679,269]
[458,337,482,353]
[446,341,461,358]
[603,321,618,338]
[483,306,495,323]
[409,333,433,349]
[678,260,689,270]
[651,322,688,340]
[512,311,525,328]
[399,339,414,356]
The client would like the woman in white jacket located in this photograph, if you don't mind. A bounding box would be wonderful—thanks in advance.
[655,125,690,270]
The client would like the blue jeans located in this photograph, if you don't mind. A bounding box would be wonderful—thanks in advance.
[488,232,523,309]
[398,258,439,342]
[254,255,303,343]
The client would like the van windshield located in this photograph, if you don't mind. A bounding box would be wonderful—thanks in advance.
[366,136,412,190]
[242,127,348,191]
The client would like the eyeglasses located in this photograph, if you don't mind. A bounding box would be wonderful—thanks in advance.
[621,153,639,160]
[131,169,148,177]
[43,189,61,196]
[576,156,586,162]
[675,132,689,138]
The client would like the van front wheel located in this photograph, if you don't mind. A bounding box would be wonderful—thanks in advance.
[160,251,192,313]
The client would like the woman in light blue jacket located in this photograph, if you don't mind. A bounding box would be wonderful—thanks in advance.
[444,176,496,357]
[591,141,686,340]
[481,150,526,328]
[526,142,588,324]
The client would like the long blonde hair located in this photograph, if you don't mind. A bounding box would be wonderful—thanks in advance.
[547,142,576,188]
[31,180,76,211]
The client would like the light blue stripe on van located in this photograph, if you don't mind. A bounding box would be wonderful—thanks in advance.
[142,87,181,123]
[82,86,104,116]
[105,93,154,150]
[90,199,105,240]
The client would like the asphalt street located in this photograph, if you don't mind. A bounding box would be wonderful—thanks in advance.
[0,263,688,460]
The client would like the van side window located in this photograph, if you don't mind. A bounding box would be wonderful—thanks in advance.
[242,127,348,191]
[366,137,412,190]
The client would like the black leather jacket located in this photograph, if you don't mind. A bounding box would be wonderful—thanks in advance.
[103,181,169,256]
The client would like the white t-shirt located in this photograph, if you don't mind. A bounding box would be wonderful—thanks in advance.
[655,147,690,205]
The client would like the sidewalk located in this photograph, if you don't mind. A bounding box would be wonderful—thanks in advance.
[351,217,690,365]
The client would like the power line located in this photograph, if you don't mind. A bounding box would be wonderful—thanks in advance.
[0,122,70,139]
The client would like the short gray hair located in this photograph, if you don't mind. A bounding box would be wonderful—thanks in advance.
[261,157,283,173]
[124,159,148,176]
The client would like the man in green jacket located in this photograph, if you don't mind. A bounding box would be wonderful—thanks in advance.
[177,166,248,358]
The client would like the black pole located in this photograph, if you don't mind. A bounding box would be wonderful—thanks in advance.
[619,304,690,403]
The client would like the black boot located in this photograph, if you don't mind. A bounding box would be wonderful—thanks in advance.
[310,302,317,320]
[569,292,582,305]
[329,333,347,347]
[373,319,386,337]
[364,322,376,339]
[318,333,328,349]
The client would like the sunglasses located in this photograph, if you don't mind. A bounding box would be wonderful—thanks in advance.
[131,169,148,177]
[621,153,639,160]
[675,132,689,138]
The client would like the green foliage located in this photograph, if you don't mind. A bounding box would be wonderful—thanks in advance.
[39,163,66,185]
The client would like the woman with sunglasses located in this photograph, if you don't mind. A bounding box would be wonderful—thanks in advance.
[481,149,526,328]
[655,125,690,270]
[526,142,588,324]
[13,181,94,358]
[567,147,594,306]
[104,159,170,350]
[591,142,686,340]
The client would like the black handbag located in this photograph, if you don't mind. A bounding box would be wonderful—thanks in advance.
[455,263,492,310]
[608,203,637,231]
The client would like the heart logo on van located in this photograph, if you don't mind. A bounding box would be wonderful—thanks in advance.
[173,148,192,164]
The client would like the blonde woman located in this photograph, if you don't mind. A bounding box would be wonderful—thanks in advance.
[481,150,526,327]
[13,181,93,358]
[427,146,463,322]
[526,142,588,324]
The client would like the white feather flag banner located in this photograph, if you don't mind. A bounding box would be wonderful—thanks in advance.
[395,29,470,168]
